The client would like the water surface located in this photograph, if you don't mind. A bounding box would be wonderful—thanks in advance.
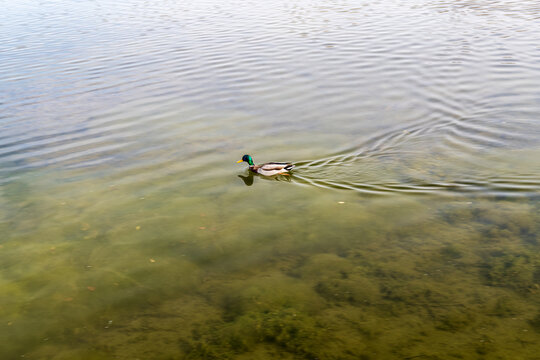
[1,0,540,358]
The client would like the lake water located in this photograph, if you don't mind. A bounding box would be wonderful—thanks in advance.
[2,0,540,358]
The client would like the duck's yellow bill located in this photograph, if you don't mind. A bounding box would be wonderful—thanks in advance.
[236,159,243,163]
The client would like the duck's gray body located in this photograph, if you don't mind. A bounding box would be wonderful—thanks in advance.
[250,162,294,176]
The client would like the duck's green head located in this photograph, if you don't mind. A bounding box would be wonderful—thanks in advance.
[237,154,254,166]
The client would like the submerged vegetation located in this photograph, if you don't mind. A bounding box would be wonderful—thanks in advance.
[2,175,539,359]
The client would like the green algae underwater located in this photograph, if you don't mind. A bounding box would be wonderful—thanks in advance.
[1,162,540,360]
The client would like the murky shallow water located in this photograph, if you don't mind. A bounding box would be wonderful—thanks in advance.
[2,0,540,358]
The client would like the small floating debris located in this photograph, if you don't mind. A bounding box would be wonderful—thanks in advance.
[149,258,156,263]
[87,286,96,291]
[199,226,206,230]
[135,226,141,231]
[338,201,345,204]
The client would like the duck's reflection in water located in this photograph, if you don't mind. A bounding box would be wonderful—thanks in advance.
[238,172,292,186]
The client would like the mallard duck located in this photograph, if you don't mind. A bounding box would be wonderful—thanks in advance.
[236,154,294,176]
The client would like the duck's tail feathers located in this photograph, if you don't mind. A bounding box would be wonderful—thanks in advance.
[285,164,295,171]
